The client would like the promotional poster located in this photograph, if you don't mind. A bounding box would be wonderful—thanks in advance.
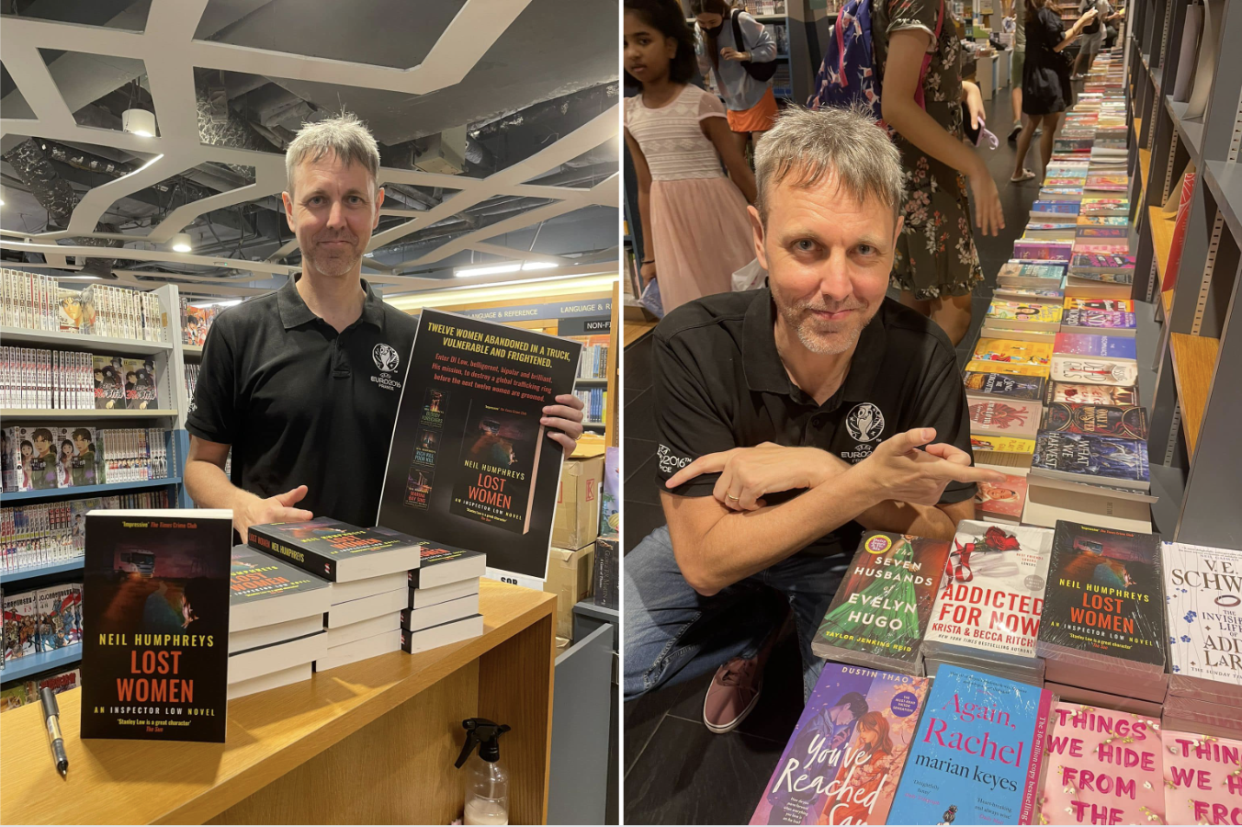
[378,309,581,581]
[80,510,232,742]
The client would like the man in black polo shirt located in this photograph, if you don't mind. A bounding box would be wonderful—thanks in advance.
[623,107,1003,733]
[185,113,584,537]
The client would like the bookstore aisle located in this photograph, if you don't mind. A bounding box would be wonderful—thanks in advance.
[626,13,1242,824]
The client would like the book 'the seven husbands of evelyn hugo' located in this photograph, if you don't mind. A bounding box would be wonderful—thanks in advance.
[376,308,581,582]
[80,509,232,742]
[1038,703,1164,826]
[811,532,951,676]
[886,666,1053,825]
[750,664,929,825]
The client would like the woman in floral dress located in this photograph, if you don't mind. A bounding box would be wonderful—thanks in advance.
[873,0,1004,344]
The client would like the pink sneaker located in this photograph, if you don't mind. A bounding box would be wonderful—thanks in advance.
[703,656,763,734]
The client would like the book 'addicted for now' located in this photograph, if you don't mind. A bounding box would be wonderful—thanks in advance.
[1039,704,1164,826]
[886,666,1053,825]
[378,309,581,581]
[80,509,232,742]
[750,664,929,825]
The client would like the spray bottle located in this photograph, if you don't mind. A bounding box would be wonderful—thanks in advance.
[455,718,511,825]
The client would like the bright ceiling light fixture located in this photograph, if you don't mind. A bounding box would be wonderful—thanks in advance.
[122,108,157,138]
[171,233,193,253]
[454,262,522,278]
[521,261,559,271]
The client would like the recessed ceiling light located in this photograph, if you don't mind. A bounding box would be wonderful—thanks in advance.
[171,233,192,253]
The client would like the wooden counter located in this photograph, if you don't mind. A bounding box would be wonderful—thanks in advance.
[1,580,556,825]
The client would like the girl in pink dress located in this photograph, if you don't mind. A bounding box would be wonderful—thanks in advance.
[624,0,757,314]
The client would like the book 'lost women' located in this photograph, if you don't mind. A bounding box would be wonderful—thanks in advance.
[377,308,581,581]
[750,664,930,825]
[80,509,232,742]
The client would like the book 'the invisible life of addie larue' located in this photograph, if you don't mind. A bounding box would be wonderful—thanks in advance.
[1163,542,1242,706]
[886,666,1053,825]
[80,509,232,742]
[377,308,581,581]
[750,663,929,825]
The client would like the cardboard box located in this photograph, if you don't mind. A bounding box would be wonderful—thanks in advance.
[544,544,594,639]
[552,454,604,550]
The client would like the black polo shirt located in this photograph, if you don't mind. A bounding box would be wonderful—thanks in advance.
[186,275,418,528]
[653,287,974,559]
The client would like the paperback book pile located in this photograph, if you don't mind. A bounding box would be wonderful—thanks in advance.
[1162,541,1242,739]
[749,663,930,825]
[886,665,1053,825]
[1160,730,1242,825]
[247,518,423,673]
[922,521,1053,686]
[180,298,220,347]
[811,532,950,676]
[1036,521,1168,705]
[403,536,486,655]
[3,425,171,493]
[1,270,168,342]
[0,347,97,409]
[2,582,82,661]
[227,545,330,700]
[1039,703,1165,826]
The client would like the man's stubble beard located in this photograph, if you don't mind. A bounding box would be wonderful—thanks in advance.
[778,297,874,355]
[304,241,363,278]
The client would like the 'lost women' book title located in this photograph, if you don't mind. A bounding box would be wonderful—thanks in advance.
[80,509,232,742]
[377,309,581,581]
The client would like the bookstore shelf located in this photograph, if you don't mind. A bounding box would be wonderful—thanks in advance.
[1163,96,1204,165]
[1203,160,1242,240]
[1138,145,1150,194]
[1146,205,1176,309]
[575,378,608,385]
[0,408,179,420]
[0,646,81,683]
[182,344,203,355]
[0,559,84,585]
[0,326,174,356]
[0,476,182,503]
[1168,332,1219,460]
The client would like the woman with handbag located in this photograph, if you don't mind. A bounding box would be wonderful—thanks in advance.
[1011,0,1097,182]
[690,0,779,158]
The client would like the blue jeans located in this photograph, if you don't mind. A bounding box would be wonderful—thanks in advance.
[623,525,845,702]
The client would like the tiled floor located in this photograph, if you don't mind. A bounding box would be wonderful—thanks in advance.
[621,90,1043,825]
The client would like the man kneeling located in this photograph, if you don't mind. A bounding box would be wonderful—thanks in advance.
[623,106,1004,733]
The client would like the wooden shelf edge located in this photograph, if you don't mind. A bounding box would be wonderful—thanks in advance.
[1147,205,1176,287]
[1168,332,1220,460]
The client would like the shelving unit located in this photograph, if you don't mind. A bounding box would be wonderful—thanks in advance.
[1,282,194,686]
[1127,0,1242,547]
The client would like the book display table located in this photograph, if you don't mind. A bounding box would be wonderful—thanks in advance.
[0,581,555,825]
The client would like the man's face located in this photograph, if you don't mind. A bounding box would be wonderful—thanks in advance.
[828,703,852,726]
[283,152,384,279]
[74,435,88,454]
[750,172,900,356]
[34,435,50,456]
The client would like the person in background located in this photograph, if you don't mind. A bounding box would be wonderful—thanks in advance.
[872,0,1003,346]
[1005,0,1028,141]
[624,0,757,314]
[690,0,779,159]
[1072,0,1120,80]
[1012,1,1097,182]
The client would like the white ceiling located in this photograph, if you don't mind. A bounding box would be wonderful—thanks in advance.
[0,0,620,297]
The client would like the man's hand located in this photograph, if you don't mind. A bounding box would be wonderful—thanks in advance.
[720,47,751,62]
[544,393,585,455]
[664,443,847,511]
[855,428,1005,506]
[236,484,313,540]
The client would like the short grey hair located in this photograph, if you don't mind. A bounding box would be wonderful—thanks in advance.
[285,112,381,195]
[754,106,905,225]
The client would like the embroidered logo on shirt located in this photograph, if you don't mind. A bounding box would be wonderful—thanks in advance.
[373,343,400,372]
[656,444,693,476]
[845,402,885,443]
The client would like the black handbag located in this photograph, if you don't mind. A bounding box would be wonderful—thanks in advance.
[730,10,779,82]
[1081,0,1101,33]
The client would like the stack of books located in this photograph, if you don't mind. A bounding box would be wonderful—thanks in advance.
[227,545,330,700]
[246,519,423,673]
[403,541,487,654]
[1161,541,1242,740]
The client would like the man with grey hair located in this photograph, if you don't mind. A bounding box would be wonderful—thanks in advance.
[623,107,1001,732]
[185,113,584,538]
